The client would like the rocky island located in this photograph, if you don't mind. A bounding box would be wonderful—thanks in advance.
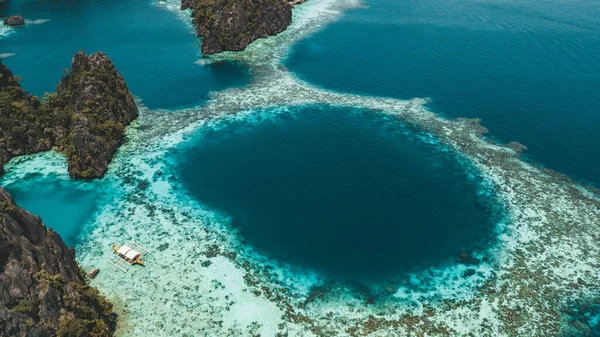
[181,0,296,54]
[0,51,138,336]
[0,51,138,179]
[3,15,25,26]
[0,187,116,337]
[45,51,139,179]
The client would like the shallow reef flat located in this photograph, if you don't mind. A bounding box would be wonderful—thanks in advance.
[3,0,599,335]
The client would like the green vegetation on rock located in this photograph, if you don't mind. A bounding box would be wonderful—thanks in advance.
[57,282,116,337]
[0,63,54,175]
[182,0,293,54]
[0,51,138,179]
[0,187,117,337]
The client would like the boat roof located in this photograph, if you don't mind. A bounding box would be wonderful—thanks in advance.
[108,241,149,272]
[117,245,140,259]
[125,249,140,260]
[117,245,131,255]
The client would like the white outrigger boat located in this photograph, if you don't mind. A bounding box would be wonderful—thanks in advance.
[108,241,149,272]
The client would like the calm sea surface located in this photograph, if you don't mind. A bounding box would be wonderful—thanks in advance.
[0,0,249,109]
[1,0,597,288]
[286,0,600,186]
[174,106,499,281]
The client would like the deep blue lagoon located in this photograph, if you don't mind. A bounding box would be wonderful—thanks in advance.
[0,0,249,109]
[174,106,499,281]
[285,0,600,186]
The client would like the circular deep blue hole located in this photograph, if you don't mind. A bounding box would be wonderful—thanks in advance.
[175,106,499,281]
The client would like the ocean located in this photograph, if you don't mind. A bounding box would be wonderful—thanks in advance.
[1,0,599,334]
[285,0,600,186]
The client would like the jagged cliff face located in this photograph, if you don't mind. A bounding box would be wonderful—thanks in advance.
[0,51,138,179]
[182,0,292,54]
[0,62,54,176]
[51,51,139,179]
[0,53,126,337]
[0,187,116,337]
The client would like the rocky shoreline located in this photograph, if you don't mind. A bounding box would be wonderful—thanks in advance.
[0,51,138,179]
[0,187,116,337]
[1,51,137,336]
[50,51,139,179]
[0,61,53,176]
[181,0,300,54]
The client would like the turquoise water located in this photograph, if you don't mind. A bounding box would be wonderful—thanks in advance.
[285,0,600,186]
[0,0,250,244]
[0,0,249,244]
[565,303,600,337]
[4,176,102,247]
[174,106,499,281]
[0,0,249,109]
